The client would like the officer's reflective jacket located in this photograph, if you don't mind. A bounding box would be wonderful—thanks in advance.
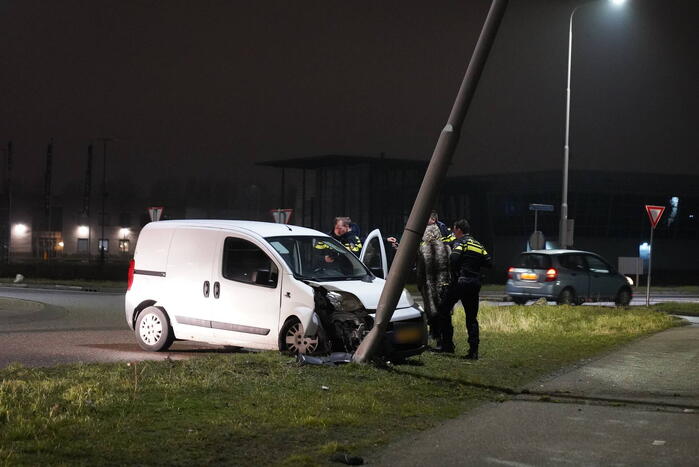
[329,231,363,257]
[449,235,492,282]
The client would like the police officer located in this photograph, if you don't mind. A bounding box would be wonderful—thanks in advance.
[435,219,492,358]
[329,216,363,257]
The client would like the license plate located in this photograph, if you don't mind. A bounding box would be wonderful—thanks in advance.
[520,272,538,280]
[394,327,423,344]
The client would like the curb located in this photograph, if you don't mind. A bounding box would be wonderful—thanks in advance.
[0,283,126,294]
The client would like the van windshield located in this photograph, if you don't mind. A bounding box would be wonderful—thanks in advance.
[265,235,370,281]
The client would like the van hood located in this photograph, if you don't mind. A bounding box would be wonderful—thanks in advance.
[306,278,413,310]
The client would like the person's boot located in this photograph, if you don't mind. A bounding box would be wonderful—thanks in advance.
[465,347,478,360]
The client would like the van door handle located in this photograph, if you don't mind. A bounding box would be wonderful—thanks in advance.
[203,281,210,297]
[214,282,220,299]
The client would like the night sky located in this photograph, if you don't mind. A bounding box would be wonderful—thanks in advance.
[1,0,696,195]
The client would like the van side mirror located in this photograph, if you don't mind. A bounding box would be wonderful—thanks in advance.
[254,268,277,286]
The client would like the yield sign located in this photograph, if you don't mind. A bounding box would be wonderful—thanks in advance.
[645,205,665,229]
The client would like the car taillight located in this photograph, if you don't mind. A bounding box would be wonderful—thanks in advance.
[507,267,515,279]
[545,268,557,282]
[127,259,135,290]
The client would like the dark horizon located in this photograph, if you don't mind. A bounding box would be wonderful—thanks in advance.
[1,0,697,197]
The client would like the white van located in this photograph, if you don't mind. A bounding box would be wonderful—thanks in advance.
[125,220,427,360]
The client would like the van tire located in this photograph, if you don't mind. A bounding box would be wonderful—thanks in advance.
[556,288,576,306]
[615,287,632,307]
[279,317,326,355]
[512,297,528,305]
[135,306,175,352]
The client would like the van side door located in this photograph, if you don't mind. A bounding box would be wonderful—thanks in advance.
[209,235,283,348]
[359,229,388,279]
[164,227,218,341]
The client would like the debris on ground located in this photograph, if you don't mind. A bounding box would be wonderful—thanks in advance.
[296,352,354,366]
[330,452,364,465]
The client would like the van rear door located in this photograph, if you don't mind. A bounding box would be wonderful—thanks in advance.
[209,234,283,348]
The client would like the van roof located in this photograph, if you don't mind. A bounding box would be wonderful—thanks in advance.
[143,219,325,238]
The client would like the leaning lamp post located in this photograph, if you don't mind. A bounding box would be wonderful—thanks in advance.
[559,0,626,248]
[353,0,509,363]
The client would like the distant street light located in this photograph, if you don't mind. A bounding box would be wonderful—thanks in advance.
[559,0,627,248]
[13,224,28,236]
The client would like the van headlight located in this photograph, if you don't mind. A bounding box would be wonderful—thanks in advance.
[625,275,634,286]
[326,291,364,312]
[404,290,415,306]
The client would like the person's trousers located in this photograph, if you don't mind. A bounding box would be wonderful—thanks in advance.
[437,282,481,350]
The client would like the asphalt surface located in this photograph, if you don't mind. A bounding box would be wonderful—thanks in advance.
[372,317,699,466]
[0,287,230,367]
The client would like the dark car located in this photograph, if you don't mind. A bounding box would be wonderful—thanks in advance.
[505,249,632,306]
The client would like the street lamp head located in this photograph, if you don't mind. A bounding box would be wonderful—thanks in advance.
[610,0,626,6]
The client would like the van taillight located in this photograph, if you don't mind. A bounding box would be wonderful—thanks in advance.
[545,268,557,282]
[127,259,135,290]
[507,267,515,279]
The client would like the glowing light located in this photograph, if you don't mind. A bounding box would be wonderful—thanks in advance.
[119,228,130,237]
[611,0,626,5]
[58,241,65,248]
[77,225,90,237]
[13,224,28,236]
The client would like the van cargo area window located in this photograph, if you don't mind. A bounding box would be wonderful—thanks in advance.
[223,237,278,287]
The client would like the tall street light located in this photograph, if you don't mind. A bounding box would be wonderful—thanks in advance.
[559,0,626,248]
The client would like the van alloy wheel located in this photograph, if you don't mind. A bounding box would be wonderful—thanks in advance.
[135,306,174,352]
[284,321,319,354]
[139,313,163,346]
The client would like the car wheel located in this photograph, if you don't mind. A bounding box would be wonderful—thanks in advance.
[615,287,632,307]
[512,297,528,305]
[556,288,576,306]
[280,318,325,355]
[135,306,174,351]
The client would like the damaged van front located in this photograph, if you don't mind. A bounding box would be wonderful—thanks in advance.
[265,235,427,361]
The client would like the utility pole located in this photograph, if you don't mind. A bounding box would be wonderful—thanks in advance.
[84,144,94,262]
[353,0,509,363]
[4,141,12,264]
[95,137,116,265]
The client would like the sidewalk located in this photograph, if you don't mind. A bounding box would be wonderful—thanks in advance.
[371,321,699,466]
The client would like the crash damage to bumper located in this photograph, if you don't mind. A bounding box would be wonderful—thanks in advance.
[309,285,427,361]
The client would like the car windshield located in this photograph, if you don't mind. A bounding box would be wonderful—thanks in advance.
[265,235,370,281]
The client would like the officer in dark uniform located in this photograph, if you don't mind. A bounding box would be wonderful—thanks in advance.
[435,219,492,359]
[329,216,363,257]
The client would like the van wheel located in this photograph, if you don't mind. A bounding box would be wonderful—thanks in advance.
[280,318,323,355]
[556,288,576,306]
[615,287,632,307]
[135,306,174,352]
[512,297,528,305]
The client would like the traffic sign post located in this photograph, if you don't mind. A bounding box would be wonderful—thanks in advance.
[270,208,293,224]
[528,204,554,249]
[644,205,665,306]
[148,206,164,222]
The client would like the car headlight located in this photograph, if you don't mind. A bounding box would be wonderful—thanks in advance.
[625,275,634,286]
[327,291,364,312]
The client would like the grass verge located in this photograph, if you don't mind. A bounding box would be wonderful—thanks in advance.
[0,304,682,466]
[650,301,699,317]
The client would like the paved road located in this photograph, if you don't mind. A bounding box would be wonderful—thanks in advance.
[0,287,227,368]
[372,320,699,466]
